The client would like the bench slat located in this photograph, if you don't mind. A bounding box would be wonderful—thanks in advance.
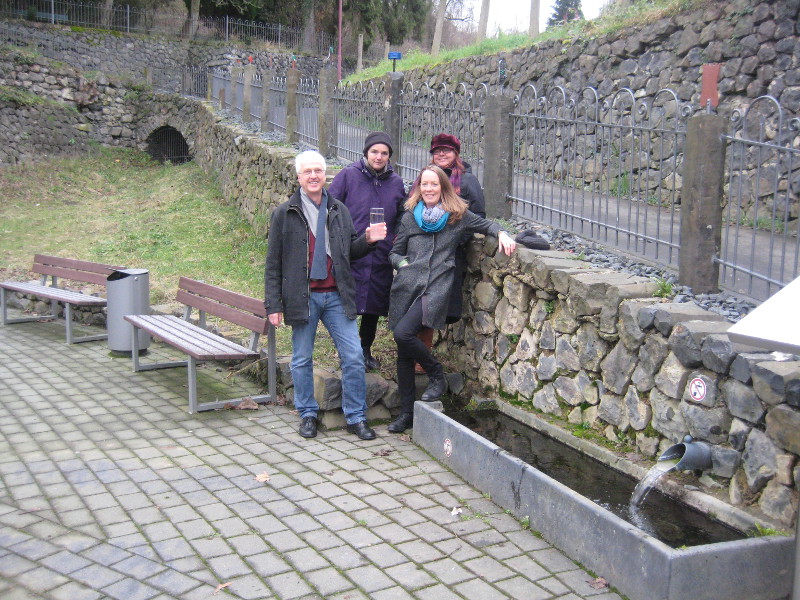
[179,277,266,316]
[32,254,124,287]
[0,281,107,305]
[125,314,258,360]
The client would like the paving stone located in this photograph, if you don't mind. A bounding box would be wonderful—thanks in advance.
[266,570,315,599]
[454,577,509,600]
[306,566,356,596]
[412,582,464,600]
[384,562,437,589]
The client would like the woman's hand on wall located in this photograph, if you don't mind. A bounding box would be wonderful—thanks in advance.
[498,231,517,256]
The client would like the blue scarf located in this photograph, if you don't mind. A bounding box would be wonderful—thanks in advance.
[309,191,329,280]
[414,201,449,233]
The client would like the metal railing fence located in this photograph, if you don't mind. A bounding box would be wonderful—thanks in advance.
[397,82,488,184]
[0,0,334,53]
[268,75,287,134]
[295,77,319,147]
[250,73,264,123]
[719,96,800,301]
[331,81,385,164]
[511,85,688,269]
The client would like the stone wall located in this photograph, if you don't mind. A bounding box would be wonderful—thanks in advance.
[3,21,327,78]
[431,235,800,526]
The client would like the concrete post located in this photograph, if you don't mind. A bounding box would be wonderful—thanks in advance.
[383,71,404,177]
[143,67,152,87]
[231,66,243,116]
[679,113,726,294]
[286,67,300,145]
[242,64,254,123]
[357,34,363,72]
[206,67,213,101]
[318,67,337,158]
[482,94,514,219]
[261,68,275,133]
[219,87,226,111]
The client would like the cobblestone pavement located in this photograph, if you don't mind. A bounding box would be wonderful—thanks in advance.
[0,313,622,600]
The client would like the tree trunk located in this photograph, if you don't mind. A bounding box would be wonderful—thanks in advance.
[477,0,490,41]
[188,0,200,39]
[431,0,446,57]
[100,0,114,29]
[529,0,540,36]
[303,0,316,54]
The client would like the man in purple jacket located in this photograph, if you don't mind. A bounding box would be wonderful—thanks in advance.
[328,132,406,371]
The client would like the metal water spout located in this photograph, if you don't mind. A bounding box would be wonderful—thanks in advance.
[658,435,712,472]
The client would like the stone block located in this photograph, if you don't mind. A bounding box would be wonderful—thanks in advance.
[729,352,775,384]
[496,334,513,364]
[775,454,796,487]
[655,352,692,399]
[536,353,557,381]
[680,401,732,444]
[600,342,637,395]
[728,418,751,451]
[555,337,581,372]
[632,334,670,392]
[512,328,538,362]
[652,303,725,337]
[625,385,651,430]
[472,280,500,311]
[599,280,659,336]
[619,298,663,350]
[574,324,609,372]
[752,360,800,407]
[365,373,390,407]
[319,403,390,429]
[473,310,496,335]
[710,446,740,478]
[742,428,779,492]
[495,298,526,335]
[758,479,799,526]
[551,303,580,334]
[650,387,689,442]
[668,320,731,368]
[720,379,765,424]
[313,367,342,410]
[539,321,556,350]
[553,375,583,406]
[502,275,531,311]
[636,432,660,457]
[766,404,800,455]
[532,383,561,416]
[598,392,628,429]
[681,370,719,408]
[565,270,630,316]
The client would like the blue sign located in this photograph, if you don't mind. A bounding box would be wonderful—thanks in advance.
[387,52,402,60]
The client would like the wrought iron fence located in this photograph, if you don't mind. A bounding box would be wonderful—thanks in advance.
[209,68,230,107]
[397,82,487,184]
[250,73,264,123]
[510,85,689,269]
[332,80,385,164]
[268,75,287,134]
[0,0,334,53]
[719,96,800,301]
[295,77,319,147]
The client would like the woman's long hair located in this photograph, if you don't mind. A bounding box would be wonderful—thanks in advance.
[405,165,468,223]
[447,154,466,195]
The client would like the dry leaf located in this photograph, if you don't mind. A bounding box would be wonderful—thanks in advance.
[235,397,259,410]
[372,448,393,457]
[254,472,271,483]
[587,577,608,589]
[399,434,411,442]
[213,582,232,595]
[451,506,463,516]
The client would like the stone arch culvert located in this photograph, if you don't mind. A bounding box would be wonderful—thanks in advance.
[144,125,192,164]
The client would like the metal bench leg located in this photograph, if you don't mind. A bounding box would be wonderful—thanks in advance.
[188,356,198,414]
[1,288,7,326]
[64,303,107,345]
[131,323,141,371]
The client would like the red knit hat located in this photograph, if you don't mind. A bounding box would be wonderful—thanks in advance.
[429,133,461,154]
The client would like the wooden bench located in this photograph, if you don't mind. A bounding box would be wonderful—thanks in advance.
[1,254,124,344]
[124,277,277,413]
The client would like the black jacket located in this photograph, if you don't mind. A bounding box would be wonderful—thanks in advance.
[264,188,373,325]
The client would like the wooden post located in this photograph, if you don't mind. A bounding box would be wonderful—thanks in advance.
[483,94,515,219]
[286,67,300,145]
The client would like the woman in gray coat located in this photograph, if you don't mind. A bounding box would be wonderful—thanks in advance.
[386,165,516,433]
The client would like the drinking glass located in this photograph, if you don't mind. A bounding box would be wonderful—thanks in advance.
[369,207,385,225]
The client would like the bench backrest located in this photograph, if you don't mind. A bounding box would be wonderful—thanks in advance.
[176,277,269,335]
[32,254,125,286]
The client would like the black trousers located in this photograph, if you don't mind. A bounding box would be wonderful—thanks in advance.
[393,298,442,415]
[359,313,379,351]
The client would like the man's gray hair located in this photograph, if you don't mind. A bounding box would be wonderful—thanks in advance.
[295,150,326,174]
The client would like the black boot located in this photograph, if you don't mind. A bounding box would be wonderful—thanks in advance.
[421,374,447,402]
[387,413,413,433]
[363,349,380,371]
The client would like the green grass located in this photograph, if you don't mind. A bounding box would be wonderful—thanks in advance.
[346,0,705,83]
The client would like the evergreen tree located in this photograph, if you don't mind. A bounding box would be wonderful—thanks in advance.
[547,0,583,27]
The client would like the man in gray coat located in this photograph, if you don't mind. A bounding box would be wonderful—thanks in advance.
[265,150,387,440]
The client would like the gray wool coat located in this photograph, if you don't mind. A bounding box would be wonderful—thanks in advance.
[388,209,501,331]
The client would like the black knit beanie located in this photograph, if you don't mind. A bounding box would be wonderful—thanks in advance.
[363,131,394,157]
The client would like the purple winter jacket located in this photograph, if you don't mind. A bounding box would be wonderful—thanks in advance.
[328,158,406,316]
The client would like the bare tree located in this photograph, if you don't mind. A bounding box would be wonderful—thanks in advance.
[529,0,540,36]
[431,0,446,56]
[100,0,114,28]
[477,0,490,41]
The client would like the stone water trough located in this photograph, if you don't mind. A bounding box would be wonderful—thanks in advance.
[413,401,794,600]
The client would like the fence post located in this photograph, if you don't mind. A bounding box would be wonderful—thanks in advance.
[231,66,242,116]
[679,113,726,294]
[482,94,514,219]
[219,87,226,111]
[357,34,363,72]
[261,69,275,133]
[206,68,213,101]
[242,64,254,123]
[318,67,337,158]
[383,71,404,176]
[286,67,300,145]
[144,67,152,87]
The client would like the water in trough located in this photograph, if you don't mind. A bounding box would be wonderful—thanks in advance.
[449,409,744,548]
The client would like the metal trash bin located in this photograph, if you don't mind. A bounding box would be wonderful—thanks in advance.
[106,268,151,353]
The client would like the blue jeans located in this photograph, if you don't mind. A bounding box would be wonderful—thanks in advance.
[290,291,367,425]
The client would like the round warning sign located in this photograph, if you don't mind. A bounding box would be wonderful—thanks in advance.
[443,438,453,457]
[689,377,707,402]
